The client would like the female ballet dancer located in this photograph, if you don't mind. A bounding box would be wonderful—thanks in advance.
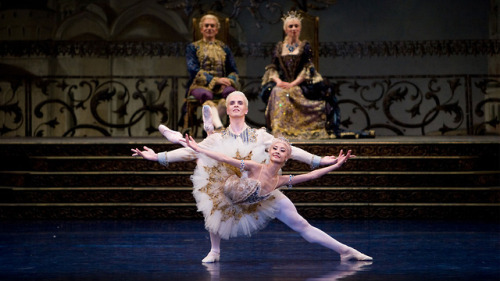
[182,134,373,262]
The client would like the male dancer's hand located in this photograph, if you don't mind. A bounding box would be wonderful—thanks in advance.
[320,152,356,166]
[131,146,158,161]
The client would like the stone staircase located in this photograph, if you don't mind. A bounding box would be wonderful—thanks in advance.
[0,136,499,220]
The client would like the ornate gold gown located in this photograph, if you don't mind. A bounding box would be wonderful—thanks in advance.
[261,41,329,139]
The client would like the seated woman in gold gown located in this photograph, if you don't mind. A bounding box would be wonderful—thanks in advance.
[260,11,339,139]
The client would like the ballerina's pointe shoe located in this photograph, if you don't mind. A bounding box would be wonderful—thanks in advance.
[340,247,373,262]
[158,124,185,146]
[202,105,214,134]
[201,250,220,263]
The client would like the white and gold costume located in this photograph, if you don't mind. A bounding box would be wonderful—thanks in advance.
[158,126,321,240]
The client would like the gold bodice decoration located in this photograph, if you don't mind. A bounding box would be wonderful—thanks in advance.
[194,40,227,78]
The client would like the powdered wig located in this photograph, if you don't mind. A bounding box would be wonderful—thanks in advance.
[282,11,302,31]
[199,14,220,29]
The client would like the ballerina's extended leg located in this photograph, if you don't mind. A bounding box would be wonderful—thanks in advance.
[275,197,372,261]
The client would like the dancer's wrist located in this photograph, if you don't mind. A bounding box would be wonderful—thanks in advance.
[311,155,321,169]
[158,152,168,166]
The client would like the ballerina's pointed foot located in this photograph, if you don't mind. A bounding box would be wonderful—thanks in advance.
[201,250,220,263]
[158,124,185,146]
[202,105,214,134]
[340,247,373,262]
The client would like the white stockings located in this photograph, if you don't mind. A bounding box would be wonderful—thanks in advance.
[275,197,372,261]
[203,196,372,262]
[202,232,221,263]
[275,197,349,253]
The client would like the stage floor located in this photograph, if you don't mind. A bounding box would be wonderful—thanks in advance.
[0,219,498,281]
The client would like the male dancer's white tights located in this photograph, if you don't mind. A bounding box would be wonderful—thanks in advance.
[206,197,371,261]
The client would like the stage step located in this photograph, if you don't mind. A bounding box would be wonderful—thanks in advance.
[0,136,499,220]
[8,155,491,172]
[0,170,498,188]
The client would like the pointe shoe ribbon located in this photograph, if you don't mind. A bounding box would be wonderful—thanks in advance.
[158,124,186,147]
[201,251,220,263]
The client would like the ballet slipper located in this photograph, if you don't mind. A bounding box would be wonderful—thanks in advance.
[340,247,373,261]
[201,250,220,263]
[202,105,214,134]
[158,124,186,147]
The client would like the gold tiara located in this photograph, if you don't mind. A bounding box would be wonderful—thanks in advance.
[281,10,303,23]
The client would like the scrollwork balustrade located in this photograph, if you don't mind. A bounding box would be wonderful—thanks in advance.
[0,75,498,137]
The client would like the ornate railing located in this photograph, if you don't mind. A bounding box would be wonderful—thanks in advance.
[0,75,499,137]
[1,40,498,58]
[325,75,500,136]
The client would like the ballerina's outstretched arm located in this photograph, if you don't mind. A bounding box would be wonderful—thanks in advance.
[182,134,261,171]
[284,150,353,187]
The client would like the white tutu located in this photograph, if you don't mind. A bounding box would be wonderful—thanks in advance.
[191,132,285,240]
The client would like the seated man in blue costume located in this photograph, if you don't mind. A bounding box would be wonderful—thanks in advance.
[180,14,239,132]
